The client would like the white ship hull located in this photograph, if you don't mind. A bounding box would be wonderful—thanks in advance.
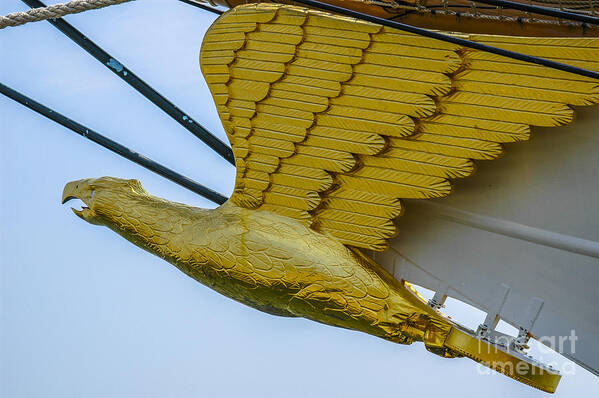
[378,106,599,375]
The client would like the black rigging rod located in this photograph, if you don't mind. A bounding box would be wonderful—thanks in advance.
[177,0,224,15]
[292,0,599,80]
[21,0,235,166]
[176,0,599,26]
[0,82,228,205]
[471,0,599,26]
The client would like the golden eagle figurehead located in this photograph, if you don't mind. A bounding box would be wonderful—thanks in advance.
[61,3,599,393]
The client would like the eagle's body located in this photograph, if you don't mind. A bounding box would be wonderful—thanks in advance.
[63,177,452,351]
[59,2,599,392]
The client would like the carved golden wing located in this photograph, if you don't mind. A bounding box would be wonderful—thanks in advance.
[200,3,599,251]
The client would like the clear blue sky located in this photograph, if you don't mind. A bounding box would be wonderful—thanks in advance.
[1,1,597,397]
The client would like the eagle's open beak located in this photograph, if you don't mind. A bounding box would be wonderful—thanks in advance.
[62,179,98,223]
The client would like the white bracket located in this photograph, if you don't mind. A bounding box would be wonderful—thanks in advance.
[476,284,512,348]
[511,297,544,352]
[428,281,449,310]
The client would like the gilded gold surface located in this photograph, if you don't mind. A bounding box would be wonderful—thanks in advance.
[62,177,561,392]
[211,0,599,37]
[201,4,599,252]
[61,177,452,346]
[445,328,562,393]
[63,177,449,342]
[59,4,599,392]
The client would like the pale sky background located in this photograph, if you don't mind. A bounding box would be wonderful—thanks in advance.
[1,1,597,397]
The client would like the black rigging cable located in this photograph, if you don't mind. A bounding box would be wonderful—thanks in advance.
[471,0,599,25]
[0,82,228,205]
[291,0,599,80]
[177,0,224,15]
[21,0,235,166]
[6,0,598,204]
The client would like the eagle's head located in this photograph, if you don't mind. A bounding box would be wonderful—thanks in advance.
[62,177,148,226]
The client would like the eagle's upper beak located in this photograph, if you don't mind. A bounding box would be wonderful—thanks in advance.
[62,179,100,223]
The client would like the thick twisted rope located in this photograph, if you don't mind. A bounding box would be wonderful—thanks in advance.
[0,0,134,29]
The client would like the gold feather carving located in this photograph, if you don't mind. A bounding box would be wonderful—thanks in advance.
[200,3,599,251]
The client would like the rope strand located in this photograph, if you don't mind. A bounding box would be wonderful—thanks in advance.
[0,0,134,29]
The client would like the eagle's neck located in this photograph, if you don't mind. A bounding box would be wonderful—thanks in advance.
[98,193,214,266]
